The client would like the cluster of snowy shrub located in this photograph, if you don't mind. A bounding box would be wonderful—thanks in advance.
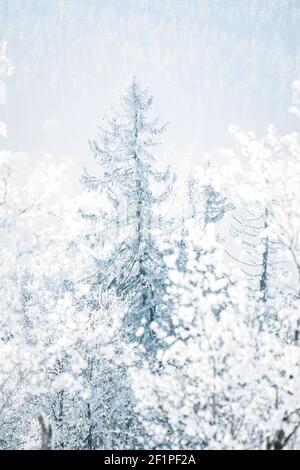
[1,43,300,450]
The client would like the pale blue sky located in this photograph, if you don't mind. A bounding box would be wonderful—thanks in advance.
[1,0,300,166]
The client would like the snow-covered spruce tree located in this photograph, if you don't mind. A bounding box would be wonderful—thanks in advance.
[229,205,279,329]
[81,77,175,355]
[184,160,233,229]
[131,222,260,449]
[203,184,233,227]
